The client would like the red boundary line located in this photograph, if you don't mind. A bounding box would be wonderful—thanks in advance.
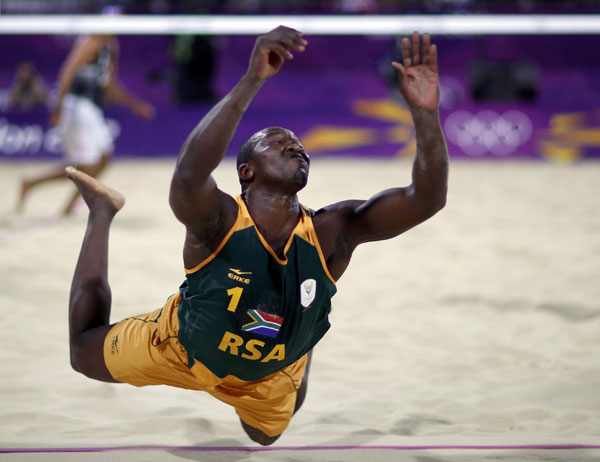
[1,445,600,453]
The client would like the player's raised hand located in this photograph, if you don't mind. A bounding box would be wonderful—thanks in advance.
[132,100,156,120]
[247,26,307,81]
[392,32,439,113]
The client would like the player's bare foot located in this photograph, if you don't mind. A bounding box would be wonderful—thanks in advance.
[65,166,125,216]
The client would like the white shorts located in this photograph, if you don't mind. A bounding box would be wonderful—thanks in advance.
[60,94,114,165]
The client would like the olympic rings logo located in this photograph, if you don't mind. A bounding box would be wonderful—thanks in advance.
[443,110,533,157]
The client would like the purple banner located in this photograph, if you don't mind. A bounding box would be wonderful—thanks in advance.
[1,34,599,161]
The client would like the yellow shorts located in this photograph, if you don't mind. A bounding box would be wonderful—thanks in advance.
[104,292,308,437]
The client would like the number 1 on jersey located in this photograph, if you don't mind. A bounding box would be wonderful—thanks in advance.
[226,287,244,312]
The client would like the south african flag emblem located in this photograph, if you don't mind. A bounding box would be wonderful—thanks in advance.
[242,309,283,338]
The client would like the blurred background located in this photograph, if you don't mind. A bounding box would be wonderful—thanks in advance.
[2,4,600,455]
[1,0,599,163]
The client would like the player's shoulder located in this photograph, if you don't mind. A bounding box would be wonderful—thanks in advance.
[310,199,367,266]
[183,189,238,261]
[311,199,366,233]
[312,199,365,219]
[216,189,239,227]
[185,189,237,240]
[218,189,238,207]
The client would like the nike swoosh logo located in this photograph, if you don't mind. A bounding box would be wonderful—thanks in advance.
[230,268,253,275]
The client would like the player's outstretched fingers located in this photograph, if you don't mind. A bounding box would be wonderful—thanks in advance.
[411,31,421,65]
[401,36,411,68]
[392,61,407,78]
[429,43,438,74]
[271,27,307,52]
[260,38,295,59]
[263,27,307,57]
[422,33,431,58]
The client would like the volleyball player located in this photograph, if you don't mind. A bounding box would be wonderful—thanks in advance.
[65,26,448,445]
[16,34,154,215]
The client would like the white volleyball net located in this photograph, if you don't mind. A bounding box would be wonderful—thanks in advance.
[0,14,599,35]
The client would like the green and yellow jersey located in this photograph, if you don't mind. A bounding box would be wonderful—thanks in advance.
[177,195,337,381]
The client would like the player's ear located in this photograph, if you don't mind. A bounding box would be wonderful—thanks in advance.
[238,163,255,183]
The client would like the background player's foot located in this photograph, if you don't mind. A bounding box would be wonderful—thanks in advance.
[62,199,87,217]
[15,180,32,214]
[65,167,125,216]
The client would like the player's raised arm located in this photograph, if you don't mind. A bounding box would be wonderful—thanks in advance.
[105,39,155,120]
[169,26,307,234]
[342,32,448,247]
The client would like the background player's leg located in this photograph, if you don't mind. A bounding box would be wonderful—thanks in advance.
[67,167,124,382]
[16,166,68,213]
[294,349,313,414]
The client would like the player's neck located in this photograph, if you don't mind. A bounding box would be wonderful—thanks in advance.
[243,189,299,221]
[242,189,300,250]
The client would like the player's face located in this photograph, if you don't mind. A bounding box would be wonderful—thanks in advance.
[251,127,310,190]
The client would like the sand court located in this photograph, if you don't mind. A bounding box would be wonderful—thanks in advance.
[1,158,599,461]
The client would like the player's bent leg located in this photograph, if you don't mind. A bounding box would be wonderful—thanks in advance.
[239,419,281,446]
[232,352,312,445]
[67,167,124,383]
[70,324,117,382]
[293,349,313,414]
